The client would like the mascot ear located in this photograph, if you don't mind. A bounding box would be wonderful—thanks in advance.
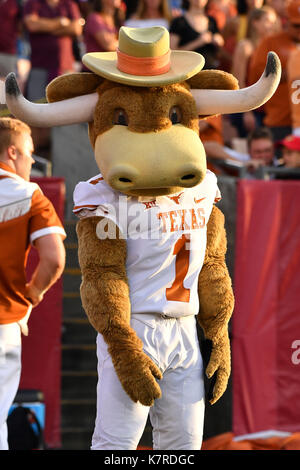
[186,69,239,92]
[187,70,239,119]
[46,72,104,103]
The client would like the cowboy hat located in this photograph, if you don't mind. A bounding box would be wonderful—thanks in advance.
[82,26,205,87]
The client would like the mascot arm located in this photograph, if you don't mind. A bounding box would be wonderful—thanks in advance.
[197,205,234,404]
[76,216,162,406]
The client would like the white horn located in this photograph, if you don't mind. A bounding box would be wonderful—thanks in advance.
[4,73,98,127]
[192,52,281,116]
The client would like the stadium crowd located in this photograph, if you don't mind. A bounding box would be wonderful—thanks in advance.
[0,0,300,176]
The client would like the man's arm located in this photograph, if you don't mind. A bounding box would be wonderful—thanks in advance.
[24,13,67,33]
[52,18,83,37]
[24,14,83,36]
[25,233,66,306]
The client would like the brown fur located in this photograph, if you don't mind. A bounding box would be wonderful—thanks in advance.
[197,205,234,404]
[52,68,236,406]
[76,216,162,406]
[46,70,239,147]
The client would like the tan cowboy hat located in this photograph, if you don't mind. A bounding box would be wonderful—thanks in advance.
[82,26,205,87]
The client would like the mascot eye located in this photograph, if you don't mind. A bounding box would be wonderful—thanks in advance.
[113,108,128,126]
[169,106,182,125]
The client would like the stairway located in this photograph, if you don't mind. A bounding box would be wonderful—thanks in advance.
[61,220,97,449]
[60,220,152,450]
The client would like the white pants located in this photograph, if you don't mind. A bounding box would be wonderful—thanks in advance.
[91,314,205,450]
[0,323,22,450]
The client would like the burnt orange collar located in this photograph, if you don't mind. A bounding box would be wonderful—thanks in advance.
[0,161,16,174]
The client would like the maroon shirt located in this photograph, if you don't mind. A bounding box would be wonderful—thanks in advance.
[0,0,20,54]
[24,0,81,79]
[84,12,118,53]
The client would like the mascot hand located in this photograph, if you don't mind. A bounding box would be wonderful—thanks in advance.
[205,332,230,405]
[112,349,163,407]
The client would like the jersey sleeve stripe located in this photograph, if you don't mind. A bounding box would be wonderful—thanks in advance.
[73,204,99,212]
[30,226,66,244]
[89,177,104,185]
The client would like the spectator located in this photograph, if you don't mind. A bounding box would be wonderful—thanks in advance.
[206,0,237,32]
[222,0,264,70]
[265,0,288,28]
[204,126,278,172]
[248,0,300,142]
[0,117,66,450]
[23,0,84,101]
[199,115,224,174]
[0,0,22,80]
[169,0,224,70]
[279,135,300,168]
[84,0,123,54]
[232,6,279,89]
[287,41,300,136]
[230,6,279,137]
[124,0,172,29]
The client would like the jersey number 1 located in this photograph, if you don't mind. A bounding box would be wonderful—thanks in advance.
[166,234,191,302]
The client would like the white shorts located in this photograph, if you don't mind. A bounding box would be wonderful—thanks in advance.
[91,313,205,450]
[0,322,22,450]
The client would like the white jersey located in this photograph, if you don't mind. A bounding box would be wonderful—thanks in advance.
[73,171,221,318]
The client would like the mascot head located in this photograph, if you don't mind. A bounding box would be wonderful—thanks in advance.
[1,26,281,197]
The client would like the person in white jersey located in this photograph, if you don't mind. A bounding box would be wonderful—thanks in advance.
[74,168,222,450]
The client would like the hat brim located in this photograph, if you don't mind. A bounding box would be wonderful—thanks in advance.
[82,50,205,87]
[278,139,300,150]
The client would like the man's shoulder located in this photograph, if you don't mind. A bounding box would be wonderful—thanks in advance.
[0,173,38,201]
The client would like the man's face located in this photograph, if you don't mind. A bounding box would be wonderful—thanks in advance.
[13,132,35,181]
[249,138,274,164]
[282,148,300,168]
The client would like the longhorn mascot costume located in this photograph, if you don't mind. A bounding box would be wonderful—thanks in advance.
[1,27,281,450]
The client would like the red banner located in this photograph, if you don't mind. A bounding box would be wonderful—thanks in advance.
[233,180,300,437]
[20,177,65,449]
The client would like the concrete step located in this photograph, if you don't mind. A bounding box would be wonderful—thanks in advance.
[64,243,79,269]
[61,400,96,429]
[62,317,96,345]
[64,220,78,244]
[62,344,97,372]
[63,268,82,292]
[63,293,85,318]
[61,371,97,401]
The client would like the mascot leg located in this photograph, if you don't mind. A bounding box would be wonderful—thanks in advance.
[149,315,205,450]
[91,334,150,450]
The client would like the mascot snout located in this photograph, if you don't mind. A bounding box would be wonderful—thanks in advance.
[95,125,207,195]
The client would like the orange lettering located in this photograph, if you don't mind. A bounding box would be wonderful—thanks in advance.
[196,208,205,228]
[169,210,179,232]
[157,212,169,232]
[166,234,190,302]
[190,208,199,230]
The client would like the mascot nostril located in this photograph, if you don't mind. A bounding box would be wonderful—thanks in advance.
[181,173,196,180]
[119,177,132,183]
[2,25,281,451]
